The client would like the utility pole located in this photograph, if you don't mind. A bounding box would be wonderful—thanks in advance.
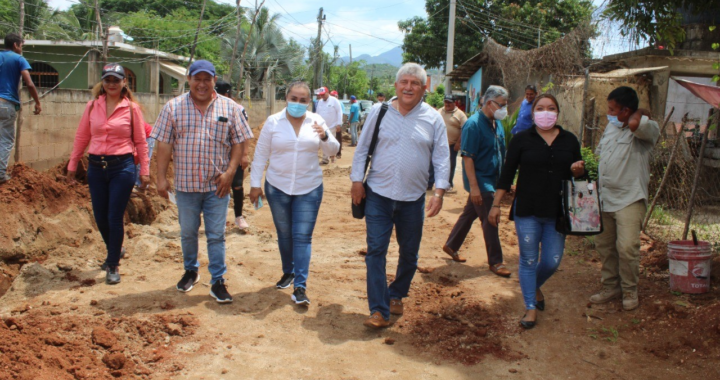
[18,0,24,36]
[94,0,107,63]
[349,44,352,64]
[227,0,243,82]
[314,7,325,90]
[444,0,456,91]
[186,0,207,73]
[538,27,541,48]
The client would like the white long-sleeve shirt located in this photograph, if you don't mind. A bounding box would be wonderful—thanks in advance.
[315,96,343,131]
[251,109,340,195]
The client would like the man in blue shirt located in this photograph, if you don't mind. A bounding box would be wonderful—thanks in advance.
[511,85,537,135]
[442,85,511,278]
[349,95,360,146]
[0,33,42,184]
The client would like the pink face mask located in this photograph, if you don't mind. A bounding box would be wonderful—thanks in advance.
[534,111,558,130]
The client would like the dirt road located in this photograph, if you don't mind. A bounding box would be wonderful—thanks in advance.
[1,145,719,379]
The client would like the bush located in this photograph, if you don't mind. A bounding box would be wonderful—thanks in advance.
[425,84,445,109]
[581,147,599,181]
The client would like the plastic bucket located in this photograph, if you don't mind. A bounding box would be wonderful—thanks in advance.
[668,240,713,294]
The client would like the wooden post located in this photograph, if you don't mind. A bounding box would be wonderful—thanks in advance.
[186,0,207,71]
[578,68,590,146]
[583,97,595,147]
[19,0,24,35]
[643,117,687,232]
[659,106,675,141]
[682,108,718,240]
[226,0,243,81]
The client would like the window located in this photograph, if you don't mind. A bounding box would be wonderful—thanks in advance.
[29,62,59,88]
[125,68,137,92]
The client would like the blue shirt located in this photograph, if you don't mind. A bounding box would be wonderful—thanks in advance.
[511,99,534,135]
[350,102,360,122]
[0,51,31,105]
[350,98,451,201]
[460,111,505,193]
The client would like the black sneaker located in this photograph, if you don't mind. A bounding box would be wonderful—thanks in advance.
[276,273,294,289]
[210,281,233,303]
[291,287,310,305]
[176,270,199,292]
[101,247,126,270]
[106,266,121,285]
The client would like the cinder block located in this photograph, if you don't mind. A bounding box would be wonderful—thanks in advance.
[19,145,38,162]
[38,145,56,161]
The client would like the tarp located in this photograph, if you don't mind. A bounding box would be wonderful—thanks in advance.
[672,77,720,108]
[159,61,188,80]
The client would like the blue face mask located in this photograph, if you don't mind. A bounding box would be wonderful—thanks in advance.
[607,114,623,128]
[287,102,308,118]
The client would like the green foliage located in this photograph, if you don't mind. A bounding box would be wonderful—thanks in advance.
[502,107,519,148]
[398,0,595,69]
[581,147,599,181]
[424,84,445,108]
[603,0,720,53]
[323,60,370,101]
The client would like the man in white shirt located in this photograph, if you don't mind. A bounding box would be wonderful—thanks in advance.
[350,63,450,329]
[315,86,343,164]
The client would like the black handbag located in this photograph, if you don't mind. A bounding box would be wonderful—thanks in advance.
[352,103,389,219]
[556,176,604,236]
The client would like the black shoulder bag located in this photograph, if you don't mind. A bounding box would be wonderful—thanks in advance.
[351,103,389,219]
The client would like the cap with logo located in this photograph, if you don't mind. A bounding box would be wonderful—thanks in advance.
[102,63,126,80]
[444,95,455,102]
[215,80,232,96]
[315,86,328,95]
[330,90,338,97]
[188,60,216,77]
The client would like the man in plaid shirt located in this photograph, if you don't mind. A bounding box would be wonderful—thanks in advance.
[152,60,253,303]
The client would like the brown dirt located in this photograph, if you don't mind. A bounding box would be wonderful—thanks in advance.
[1,144,719,378]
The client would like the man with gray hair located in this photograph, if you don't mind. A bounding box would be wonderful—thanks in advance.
[442,85,511,278]
[351,62,450,328]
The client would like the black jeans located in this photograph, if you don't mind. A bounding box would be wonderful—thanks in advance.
[87,154,136,267]
[428,144,459,189]
[445,193,504,266]
[232,167,244,217]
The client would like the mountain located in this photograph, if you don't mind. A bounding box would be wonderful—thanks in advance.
[338,47,403,67]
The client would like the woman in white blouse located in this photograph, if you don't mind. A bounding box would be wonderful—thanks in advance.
[249,81,339,306]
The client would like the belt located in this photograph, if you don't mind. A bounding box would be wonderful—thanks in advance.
[88,154,133,169]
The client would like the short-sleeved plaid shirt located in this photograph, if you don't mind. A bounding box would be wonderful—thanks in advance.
[151,92,253,193]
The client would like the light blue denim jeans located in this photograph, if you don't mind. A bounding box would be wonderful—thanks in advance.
[176,191,231,284]
[264,181,323,289]
[514,214,566,310]
[0,102,18,180]
[350,122,359,146]
[135,137,155,186]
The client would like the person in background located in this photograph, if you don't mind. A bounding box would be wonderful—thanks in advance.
[249,81,339,306]
[330,90,338,98]
[315,86,343,164]
[590,86,660,311]
[330,90,345,154]
[134,121,154,191]
[376,92,386,104]
[511,85,538,135]
[215,80,251,230]
[442,85,510,278]
[349,95,360,147]
[0,33,42,184]
[489,93,585,329]
[153,60,253,303]
[438,95,467,192]
[67,63,149,284]
[351,63,450,329]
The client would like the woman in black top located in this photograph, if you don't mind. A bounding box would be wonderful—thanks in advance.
[489,94,585,329]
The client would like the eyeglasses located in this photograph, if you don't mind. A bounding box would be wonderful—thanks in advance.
[490,99,508,109]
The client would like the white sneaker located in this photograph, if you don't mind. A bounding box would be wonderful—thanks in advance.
[235,216,249,230]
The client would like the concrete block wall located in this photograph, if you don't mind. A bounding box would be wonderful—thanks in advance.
[238,99,287,129]
[13,89,175,171]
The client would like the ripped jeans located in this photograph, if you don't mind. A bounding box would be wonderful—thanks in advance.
[514,214,566,310]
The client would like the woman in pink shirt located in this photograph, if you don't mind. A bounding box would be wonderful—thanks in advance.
[67,63,149,285]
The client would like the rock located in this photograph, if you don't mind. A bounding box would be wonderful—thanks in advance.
[44,334,66,346]
[509,369,518,373]
[56,263,73,272]
[166,323,182,336]
[384,338,395,345]
[92,327,118,348]
[102,352,127,370]
[90,300,98,306]
[222,369,229,374]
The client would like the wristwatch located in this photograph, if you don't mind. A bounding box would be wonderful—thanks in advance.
[434,193,443,198]
[321,130,329,141]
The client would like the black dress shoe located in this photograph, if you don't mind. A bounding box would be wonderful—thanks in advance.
[536,299,545,311]
[520,314,536,329]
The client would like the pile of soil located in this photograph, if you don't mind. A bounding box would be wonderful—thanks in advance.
[404,280,525,365]
[0,306,198,379]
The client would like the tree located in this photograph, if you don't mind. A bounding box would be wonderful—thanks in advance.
[602,0,720,52]
[398,0,595,69]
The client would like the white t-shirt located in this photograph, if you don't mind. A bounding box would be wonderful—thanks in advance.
[315,96,343,131]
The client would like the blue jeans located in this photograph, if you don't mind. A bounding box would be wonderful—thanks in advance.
[365,186,425,320]
[514,214,566,310]
[350,122,359,145]
[176,191,231,284]
[135,137,155,186]
[0,102,18,180]
[86,155,136,267]
[265,181,323,289]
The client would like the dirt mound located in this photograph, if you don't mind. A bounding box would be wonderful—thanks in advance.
[404,282,525,365]
[0,163,89,211]
[0,308,198,379]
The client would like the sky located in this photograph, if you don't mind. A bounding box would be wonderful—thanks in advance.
[45,0,632,60]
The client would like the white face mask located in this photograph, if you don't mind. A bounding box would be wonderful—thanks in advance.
[493,107,508,120]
